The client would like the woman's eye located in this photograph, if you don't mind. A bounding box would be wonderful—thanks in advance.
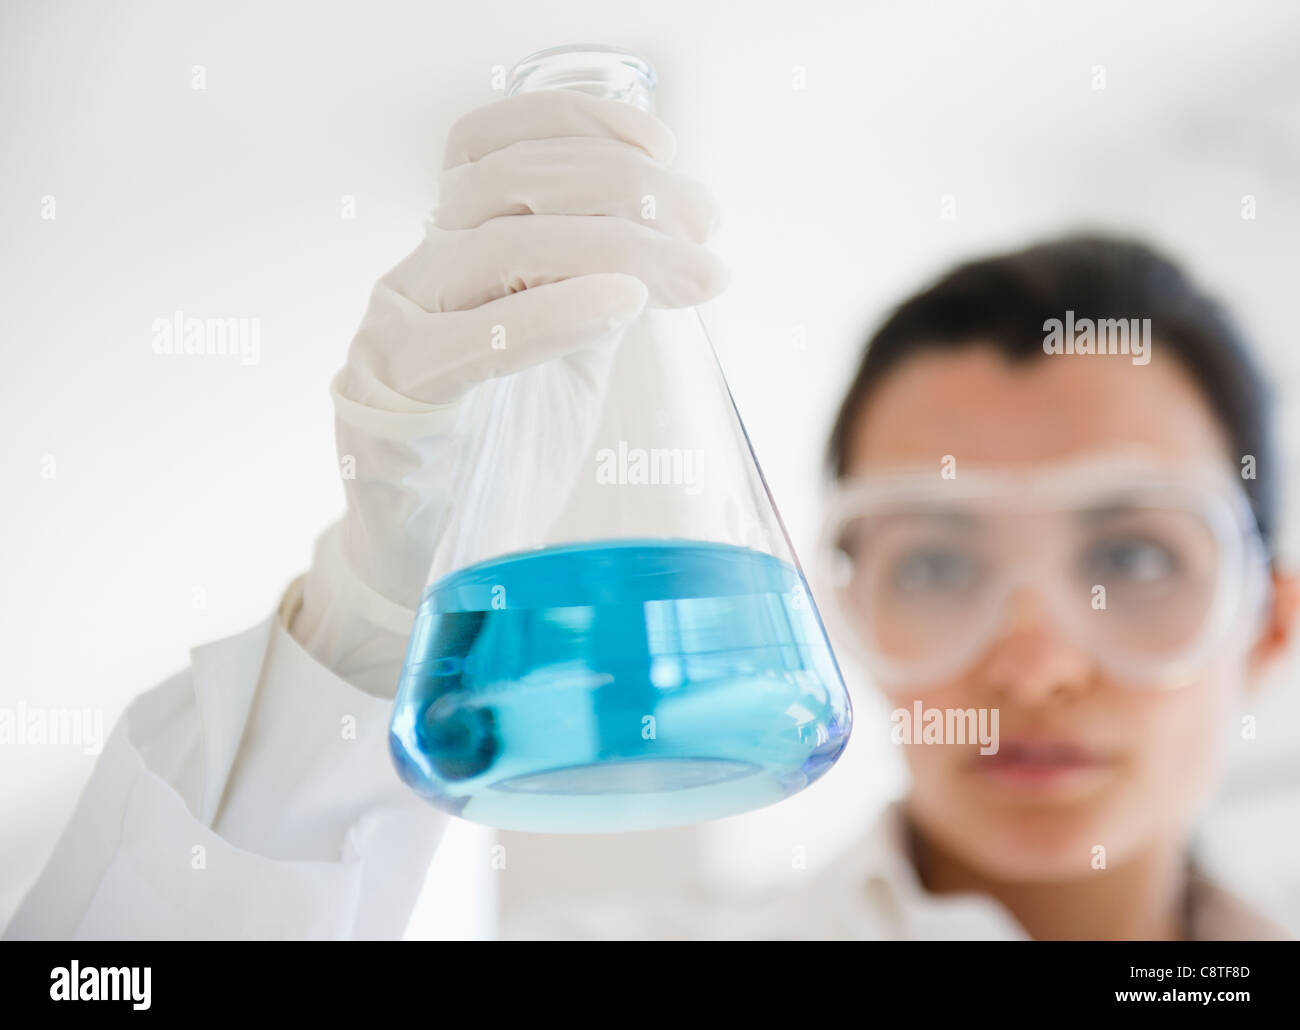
[890,547,979,594]
[1083,537,1180,583]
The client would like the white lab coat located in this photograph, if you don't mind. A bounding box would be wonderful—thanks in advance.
[3,540,451,939]
[7,539,1296,939]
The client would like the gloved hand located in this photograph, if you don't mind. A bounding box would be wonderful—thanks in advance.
[291,89,728,696]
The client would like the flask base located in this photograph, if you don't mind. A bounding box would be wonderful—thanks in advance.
[493,756,760,794]
[389,538,852,832]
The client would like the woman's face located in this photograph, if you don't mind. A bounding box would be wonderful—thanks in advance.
[843,344,1275,882]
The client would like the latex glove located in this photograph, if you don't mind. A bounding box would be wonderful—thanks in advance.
[343,90,726,407]
[292,89,728,695]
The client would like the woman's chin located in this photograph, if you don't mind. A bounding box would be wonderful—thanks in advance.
[917,794,1133,884]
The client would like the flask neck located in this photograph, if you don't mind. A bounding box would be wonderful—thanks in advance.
[505,44,656,114]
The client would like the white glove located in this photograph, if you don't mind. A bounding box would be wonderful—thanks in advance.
[292,89,728,696]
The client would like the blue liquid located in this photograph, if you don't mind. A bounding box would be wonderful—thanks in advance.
[389,539,852,832]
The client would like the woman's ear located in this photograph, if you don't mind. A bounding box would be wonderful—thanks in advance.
[1248,568,1300,684]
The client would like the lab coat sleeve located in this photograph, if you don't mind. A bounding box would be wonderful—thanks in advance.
[4,374,469,940]
[2,563,452,940]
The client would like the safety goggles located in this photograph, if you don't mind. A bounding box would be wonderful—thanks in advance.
[816,453,1271,690]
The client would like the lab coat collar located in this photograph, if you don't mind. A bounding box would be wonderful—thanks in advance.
[190,613,275,825]
[851,800,1030,939]
[188,574,351,826]
[850,798,1294,940]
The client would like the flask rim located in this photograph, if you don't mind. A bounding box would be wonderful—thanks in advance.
[506,43,656,112]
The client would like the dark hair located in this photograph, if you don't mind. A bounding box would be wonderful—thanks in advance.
[825,233,1279,555]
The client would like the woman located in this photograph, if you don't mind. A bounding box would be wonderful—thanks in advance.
[7,89,1296,940]
[812,237,1300,940]
[511,234,1300,941]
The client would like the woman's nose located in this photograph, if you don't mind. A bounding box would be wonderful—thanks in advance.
[972,587,1098,705]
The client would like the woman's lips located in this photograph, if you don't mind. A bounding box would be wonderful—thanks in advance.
[972,736,1114,791]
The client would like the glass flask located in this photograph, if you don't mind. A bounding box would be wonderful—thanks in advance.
[389,43,852,832]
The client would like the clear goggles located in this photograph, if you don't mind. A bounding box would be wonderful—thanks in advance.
[816,454,1272,690]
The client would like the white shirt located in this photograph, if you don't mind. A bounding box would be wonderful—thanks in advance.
[6,546,1296,940]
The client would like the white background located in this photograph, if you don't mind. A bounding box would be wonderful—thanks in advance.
[3,0,1299,937]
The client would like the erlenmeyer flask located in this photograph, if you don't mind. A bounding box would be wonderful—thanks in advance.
[389,44,852,832]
